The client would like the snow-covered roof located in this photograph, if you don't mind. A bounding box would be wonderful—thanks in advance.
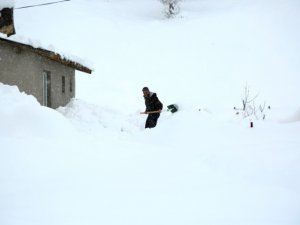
[0,0,14,8]
[1,35,94,71]
[0,37,92,74]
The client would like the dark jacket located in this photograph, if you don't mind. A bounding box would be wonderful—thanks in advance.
[144,92,163,112]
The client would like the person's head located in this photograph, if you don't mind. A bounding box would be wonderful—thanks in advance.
[142,87,150,97]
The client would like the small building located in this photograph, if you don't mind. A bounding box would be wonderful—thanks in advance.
[0,37,92,109]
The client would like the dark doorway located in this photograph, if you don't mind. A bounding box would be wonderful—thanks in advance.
[42,71,51,107]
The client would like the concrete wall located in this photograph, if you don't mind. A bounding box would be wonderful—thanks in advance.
[0,41,75,109]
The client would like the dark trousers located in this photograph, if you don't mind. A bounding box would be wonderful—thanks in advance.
[145,113,160,128]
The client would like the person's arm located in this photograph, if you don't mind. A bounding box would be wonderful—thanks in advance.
[155,96,163,110]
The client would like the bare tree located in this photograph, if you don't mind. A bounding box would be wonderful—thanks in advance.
[160,0,181,18]
[241,84,258,111]
[234,84,270,120]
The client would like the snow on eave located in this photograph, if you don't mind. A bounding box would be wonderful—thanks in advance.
[0,35,93,74]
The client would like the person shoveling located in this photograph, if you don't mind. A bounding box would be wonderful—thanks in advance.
[140,87,178,129]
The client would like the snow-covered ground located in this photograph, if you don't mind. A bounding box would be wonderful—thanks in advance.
[1,0,300,225]
[0,0,14,8]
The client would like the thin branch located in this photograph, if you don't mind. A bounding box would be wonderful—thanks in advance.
[15,0,70,10]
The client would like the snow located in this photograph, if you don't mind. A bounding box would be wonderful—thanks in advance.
[0,83,75,138]
[0,35,94,70]
[0,0,14,8]
[1,0,300,225]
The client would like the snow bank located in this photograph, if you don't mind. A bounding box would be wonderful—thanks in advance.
[0,83,75,138]
[57,98,143,134]
[1,0,300,225]
[0,0,14,8]
[275,107,300,123]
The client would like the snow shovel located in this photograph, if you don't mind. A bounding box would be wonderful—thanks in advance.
[167,104,178,113]
[140,104,178,114]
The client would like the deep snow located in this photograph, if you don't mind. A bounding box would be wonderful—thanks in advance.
[0,0,14,8]
[1,0,300,225]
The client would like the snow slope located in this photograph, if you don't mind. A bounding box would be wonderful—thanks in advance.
[0,0,14,8]
[7,0,300,111]
[1,0,300,225]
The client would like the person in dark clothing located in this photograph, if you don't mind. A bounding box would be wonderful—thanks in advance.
[141,87,163,129]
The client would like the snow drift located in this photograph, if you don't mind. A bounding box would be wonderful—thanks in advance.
[0,83,75,138]
[1,0,300,225]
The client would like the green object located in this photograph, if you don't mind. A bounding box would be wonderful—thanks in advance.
[167,104,178,113]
